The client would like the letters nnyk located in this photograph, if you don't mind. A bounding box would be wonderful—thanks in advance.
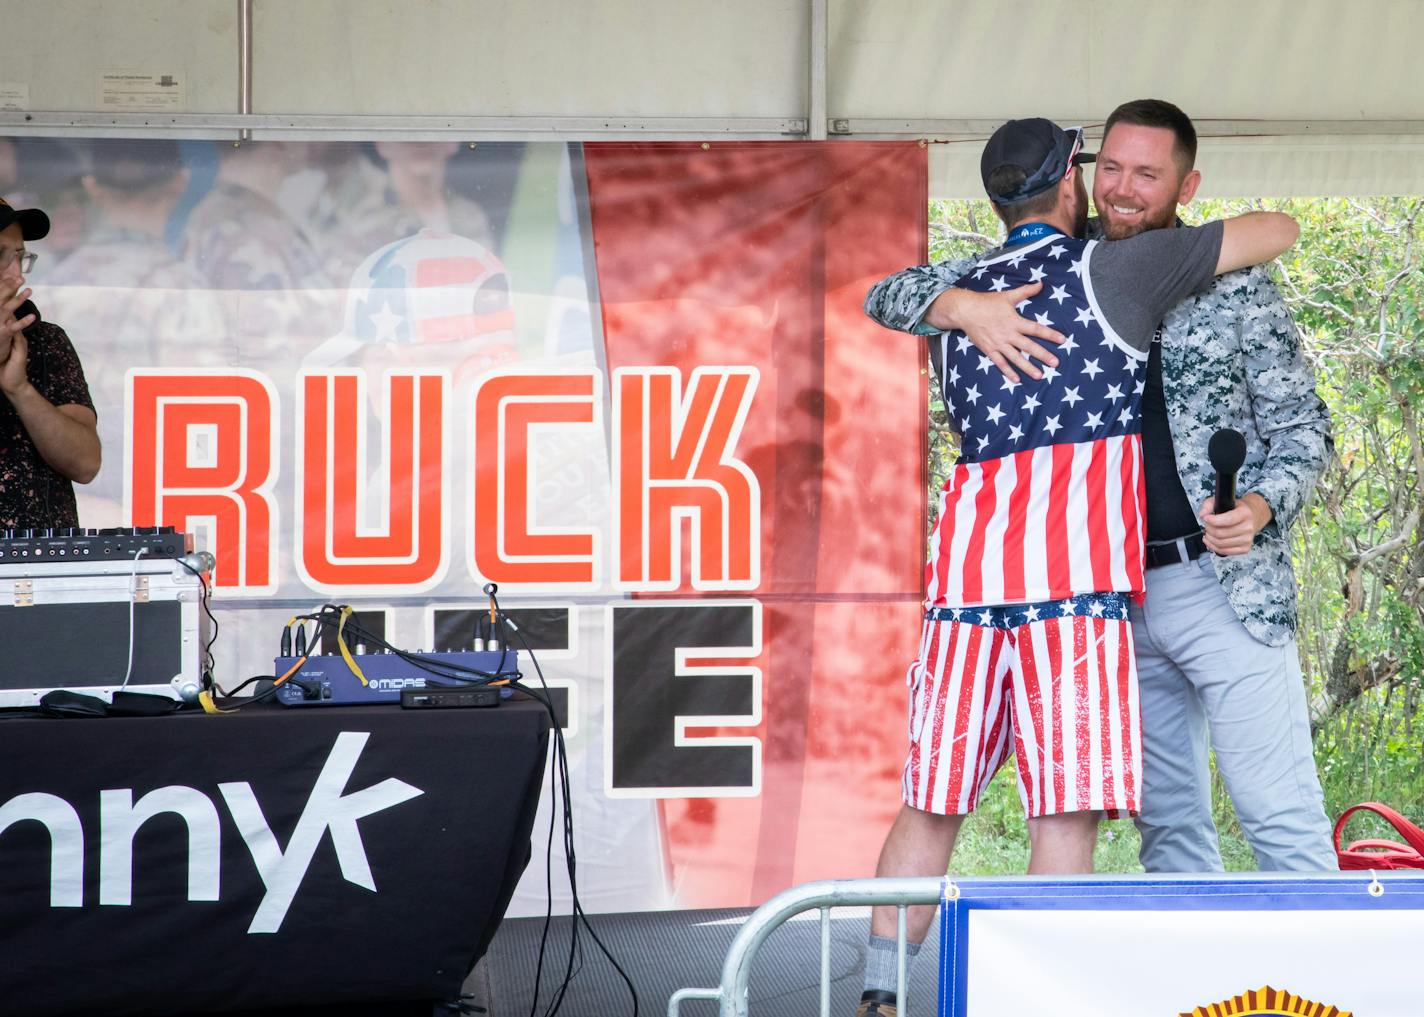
[0,732,422,934]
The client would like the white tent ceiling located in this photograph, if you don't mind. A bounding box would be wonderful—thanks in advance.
[1,0,1420,195]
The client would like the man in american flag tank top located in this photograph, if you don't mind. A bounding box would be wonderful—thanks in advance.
[850,119,1300,1017]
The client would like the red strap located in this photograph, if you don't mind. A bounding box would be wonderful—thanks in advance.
[1334,802,1424,857]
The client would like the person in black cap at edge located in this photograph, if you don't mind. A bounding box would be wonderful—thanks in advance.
[0,195,100,528]
[849,119,1300,1017]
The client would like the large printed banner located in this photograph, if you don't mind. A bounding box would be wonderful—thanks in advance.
[2,136,927,913]
[939,875,1424,1015]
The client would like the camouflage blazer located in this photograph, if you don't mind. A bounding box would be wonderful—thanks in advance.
[863,228,1332,647]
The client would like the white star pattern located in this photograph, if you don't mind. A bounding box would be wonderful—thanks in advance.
[927,241,1151,506]
[1024,604,1041,621]
[1060,599,1077,616]
[1134,378,1146,396]
[370,305,402,342]
[979,609,994,625]
[1089,599,1105,617]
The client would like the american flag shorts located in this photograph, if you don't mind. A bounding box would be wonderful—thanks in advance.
[901,593,1141,819]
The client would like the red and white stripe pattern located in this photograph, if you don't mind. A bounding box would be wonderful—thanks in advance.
[902,612,1141,818]
[923,434,1145,609]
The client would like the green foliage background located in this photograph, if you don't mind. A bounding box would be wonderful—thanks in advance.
[923,197,1424,872]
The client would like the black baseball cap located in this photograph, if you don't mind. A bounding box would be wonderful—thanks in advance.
[0,196,49,240]
[980,118,1095,206]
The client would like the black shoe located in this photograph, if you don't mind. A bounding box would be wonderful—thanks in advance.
[855,989,898,1017]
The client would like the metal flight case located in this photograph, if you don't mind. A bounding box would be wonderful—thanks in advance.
[0,528,207,708]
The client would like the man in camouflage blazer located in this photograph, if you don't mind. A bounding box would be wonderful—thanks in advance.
[865,99,1337,873]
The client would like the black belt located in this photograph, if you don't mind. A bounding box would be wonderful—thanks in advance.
[1144,532,1208,569]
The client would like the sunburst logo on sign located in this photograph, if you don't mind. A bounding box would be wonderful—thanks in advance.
[1180,985,1351,1017]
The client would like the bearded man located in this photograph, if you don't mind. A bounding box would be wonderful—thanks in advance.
[865,98,1336,876]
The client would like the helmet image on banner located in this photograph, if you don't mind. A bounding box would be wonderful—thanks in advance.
[309,227,516,385]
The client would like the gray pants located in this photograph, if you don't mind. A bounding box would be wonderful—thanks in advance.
[1130,555,1337,872]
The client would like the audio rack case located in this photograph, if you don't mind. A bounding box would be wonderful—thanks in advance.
[0,553,207,709]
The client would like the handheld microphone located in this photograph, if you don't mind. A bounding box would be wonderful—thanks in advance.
[14,298,41,336]
[1208,428,1247,514]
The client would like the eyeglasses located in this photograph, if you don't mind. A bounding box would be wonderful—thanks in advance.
[0,249,36,273]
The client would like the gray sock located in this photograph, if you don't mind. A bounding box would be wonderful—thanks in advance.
[863,934,921,996]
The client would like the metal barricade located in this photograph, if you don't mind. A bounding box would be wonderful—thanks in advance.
[667,876,950,1017]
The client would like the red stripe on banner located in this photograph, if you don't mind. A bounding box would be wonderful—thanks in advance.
[975,633,1013,801]
[1117,623,1137,808]
[1093,616,1115,812]
[1073,617,1093,811]
[960,458,1002,605]
[1017,625,1044,816]
[1044,617,1066,814]
[1002,449,1033,601]
[584,142,928,906]
[1119,436,1143,588]
[1045,444,1075,598]
[1085,440,1112,592]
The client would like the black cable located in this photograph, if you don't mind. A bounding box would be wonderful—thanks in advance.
[320,612,520,686]
[493,596,638,1017]
[174,555,219,689]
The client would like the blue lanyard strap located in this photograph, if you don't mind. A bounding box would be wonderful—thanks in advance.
[1004,222,1061,247]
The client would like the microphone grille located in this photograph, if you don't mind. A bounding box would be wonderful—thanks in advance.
[1208,428,1247,473]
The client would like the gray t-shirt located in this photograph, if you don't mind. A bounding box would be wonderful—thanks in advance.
[1088,219,1224,352]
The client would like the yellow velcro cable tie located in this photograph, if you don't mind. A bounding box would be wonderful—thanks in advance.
[198,690,239,714]
[336,606,369,686]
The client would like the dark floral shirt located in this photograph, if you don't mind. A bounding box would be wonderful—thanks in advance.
[0,320,95,527]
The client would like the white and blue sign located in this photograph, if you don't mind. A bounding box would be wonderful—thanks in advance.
[938,874,1424,1016]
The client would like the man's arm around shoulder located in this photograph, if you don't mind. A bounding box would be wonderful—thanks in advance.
[864,256,1065,382]
[864,258,977,335]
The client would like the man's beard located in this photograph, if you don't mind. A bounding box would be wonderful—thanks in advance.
[1098,201,1177,240]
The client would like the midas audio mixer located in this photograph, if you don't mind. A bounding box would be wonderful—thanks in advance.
[272,649,519,706]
